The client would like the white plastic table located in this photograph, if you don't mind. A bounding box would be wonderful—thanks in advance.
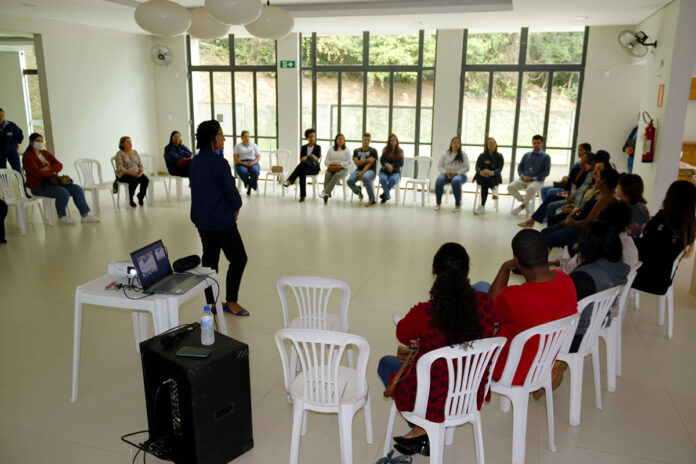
[71,267,228,402]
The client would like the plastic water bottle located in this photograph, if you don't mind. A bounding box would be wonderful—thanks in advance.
[201,306,215,345]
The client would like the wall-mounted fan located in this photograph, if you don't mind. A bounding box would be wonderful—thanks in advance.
[618,30,657,57]
[150,45,173,66]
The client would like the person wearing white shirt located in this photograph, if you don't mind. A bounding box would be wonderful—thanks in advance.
[434,136,469,212]
[233,131,261,196]
[320,133,352,205]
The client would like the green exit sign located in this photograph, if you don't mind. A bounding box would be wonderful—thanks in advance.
[280,60,296,68]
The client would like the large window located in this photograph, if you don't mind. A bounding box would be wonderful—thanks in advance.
[188,36,278,152]
[301,32,436,157]
[459,28,587,183]
[20,48,44,135]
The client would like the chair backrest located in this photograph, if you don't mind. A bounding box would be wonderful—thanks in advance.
[0,169,26,201]
[110,156,118,175]
[670,251,685,281]
[495,314,580,388]
[573,286,623,356]
[275,328,370,407]
[401,157,415,178]
[74,158,104,187]
[413,156,432,180]
[616,262,642,321]
[140,154,158,176]
[270,149,291,173]
[412,337,506,422]
[277,276,350,331]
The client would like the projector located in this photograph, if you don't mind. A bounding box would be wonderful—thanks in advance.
[108,261,137,278]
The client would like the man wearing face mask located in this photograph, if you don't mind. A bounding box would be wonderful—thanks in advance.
[0,108,26,190]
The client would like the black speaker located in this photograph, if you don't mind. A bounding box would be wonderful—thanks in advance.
[140,324,253,464]
[173,255,201,273]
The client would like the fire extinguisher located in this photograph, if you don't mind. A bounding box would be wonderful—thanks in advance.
[642,111,655,163]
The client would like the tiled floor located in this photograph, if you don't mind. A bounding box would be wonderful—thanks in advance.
[1,185,695,464]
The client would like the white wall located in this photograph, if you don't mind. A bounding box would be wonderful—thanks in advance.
[0,51,29,142]
[577,26,645,173]
[684,61,696,142]
[0,15,159,180]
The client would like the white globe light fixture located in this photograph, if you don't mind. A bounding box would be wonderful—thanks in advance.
[244,4,294,40]
[188,7,231,39]
[135,0,191,36]
[205,0,263,25]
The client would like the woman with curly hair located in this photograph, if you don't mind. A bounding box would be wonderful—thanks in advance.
[377,243,496,457]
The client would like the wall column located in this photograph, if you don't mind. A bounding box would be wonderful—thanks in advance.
[276,33,301,161]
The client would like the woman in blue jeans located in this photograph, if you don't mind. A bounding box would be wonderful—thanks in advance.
[434,136,469,212]
[21,133,99,224]
[378,133,404,204]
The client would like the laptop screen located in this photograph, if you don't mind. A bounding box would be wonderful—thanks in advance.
[130,240,172,291]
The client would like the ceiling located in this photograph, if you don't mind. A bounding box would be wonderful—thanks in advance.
[0,0,672,35]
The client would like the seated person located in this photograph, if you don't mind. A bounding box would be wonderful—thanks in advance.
[115,136,149,207]
[540,142,591,201]
[617,173,650,238]
[508,134,551,215]
[284,128,321,202]
[319,133,352,204]
[541,167,620,252]
[163,130,193,177]
[0,198,7,243]
[434,136,469,213]
[633,180,696,295]
[233,130,261,196]
[378,133,404,204]
[567,221,629,352]
[473,137,504,215]
[22,133,99,224]
[377,243,495,457]
[346,132,378,206]
[486,229,576,387]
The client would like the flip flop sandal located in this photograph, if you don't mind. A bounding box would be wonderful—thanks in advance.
[223,304,250,316]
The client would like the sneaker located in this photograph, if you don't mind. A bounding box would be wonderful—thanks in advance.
[491,187,499,200]
[453,206,461,213]
[474,205,485,215]
[319,191,328,199]
[433,205,441,211]
[81,214,100,223]
[511,205,524,215]
[59,216,75,225]
[365,200,376,207]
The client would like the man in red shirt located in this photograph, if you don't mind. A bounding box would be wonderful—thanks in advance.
[489,229,577,385]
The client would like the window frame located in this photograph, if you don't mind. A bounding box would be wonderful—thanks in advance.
[457,27,589,183]
[186,35,279,151]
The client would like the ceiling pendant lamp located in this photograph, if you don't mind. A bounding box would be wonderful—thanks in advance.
[205,0,263,25]
[134,0,191,36]
[244,2,294,40]
[187,7,231,39]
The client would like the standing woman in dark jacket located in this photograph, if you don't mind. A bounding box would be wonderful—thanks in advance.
[473,137,504,215]
[164,130,193,177]
[284,128,321,202]
[632,180,696,295]
[189,120,249,316]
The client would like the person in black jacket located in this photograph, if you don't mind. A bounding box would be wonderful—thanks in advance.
[0,108,25,186]
[284,128,321,202]
[164,130,193,177]
[189,120,249,316]
[632,180,696,295]
[473,137,504,215]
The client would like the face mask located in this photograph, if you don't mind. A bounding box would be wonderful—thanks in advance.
[33,141,43,150]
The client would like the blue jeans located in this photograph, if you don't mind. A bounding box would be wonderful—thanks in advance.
[541,186,563,202]
[235,163,260,190]
[541,224,581,250]
[379,172,400,199]
[378,355,415,428]
[627,155,634,173]
[472,281,490,293]
[435,174,467,206]
[531,195,565,224]
[347,169,376,202]
[32,183,90,216]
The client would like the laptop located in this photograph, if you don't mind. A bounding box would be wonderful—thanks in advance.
[130,240,207,295]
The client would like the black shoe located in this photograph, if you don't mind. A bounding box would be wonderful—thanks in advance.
[366,200,376,207]
[393,436,429,457]
[299,197,305,203]
[129,200,137,207]
[357,188,363,200]
[246,185,252,196]
[393,435,427,447]
[323,195,328,205]
[112,181,118,194]
[138,196,145,206]
[381,196,389,204]
[379,193,386,200]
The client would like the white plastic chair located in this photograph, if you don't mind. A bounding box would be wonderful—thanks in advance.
[74,158,117,215]
[0,169,45,235]
[598,262,641,392]
[382,338,506,464]
[292,173,320,199]
[168,175,188,200]
[557,286,622,426]
[275,328,373,464]
[631,251,684,339]
[472,183,499,212]
[491,314,579,464]
[402,156,432,206]
[110,157,131,210]
[140,154,170,203]
[264,149,291,196]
